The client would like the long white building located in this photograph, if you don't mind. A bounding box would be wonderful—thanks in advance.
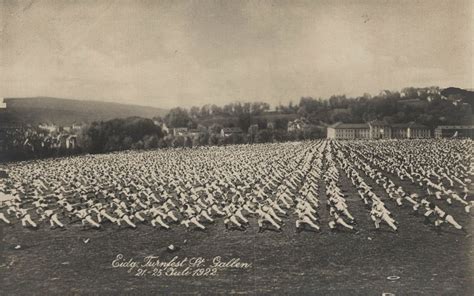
[327,121,431,139]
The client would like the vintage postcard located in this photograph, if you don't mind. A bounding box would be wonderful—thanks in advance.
[0,0,472,295]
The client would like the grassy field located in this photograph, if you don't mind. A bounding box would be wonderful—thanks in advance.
[1,159,472,295]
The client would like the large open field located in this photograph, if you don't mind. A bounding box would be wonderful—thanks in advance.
[1,140,473,295]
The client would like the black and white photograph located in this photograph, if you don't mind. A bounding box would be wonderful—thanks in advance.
[0,0,473,295]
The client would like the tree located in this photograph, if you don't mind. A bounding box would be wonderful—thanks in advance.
[222,104,234,116]
[193,132,209,147]
[187,120,197,129]
[200,105,211,117]
[210,104,222,116]
[208,133,219,146]
[255,129,273,143]
[143,135,159,149]
[79,117,164,154]
[172,136,185,148]
[131,140,144,150]
[230,133,246,144]
[303,126,324,139]
[165,108,192,128]
[184,136,193,148]
[248,124,259,143]
[238,113,251,132]
[189,106,200,119]
[251,102,270,115]
[122,136,133,149]
[274,118,289,130]
[273,130,291,142]
[209,123,223,134]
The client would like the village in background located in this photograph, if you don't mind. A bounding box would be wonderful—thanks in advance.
[0,86,473,162]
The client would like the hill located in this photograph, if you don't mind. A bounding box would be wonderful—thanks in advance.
[195,113,298,128]
[1,97,168,126]
[441,87,474,106]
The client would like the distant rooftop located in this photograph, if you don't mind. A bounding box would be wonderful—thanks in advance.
[369,120,390,126]
[222,127,243,133]
[392,122,429,129]
[408,123,429,129]
[435,125,474,129]
[329,122,369,129]
[330,122,430,129]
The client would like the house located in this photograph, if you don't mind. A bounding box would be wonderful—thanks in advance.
[187,129,201,138]
[434,125,474,139]
[154,121,169,134]
[41,136,53,148]
[51,134,69,149]
[327,123,370,139]
[71,123,85,131]
[66,135,77,149]
[173,127,188,136]
[287,118,311,132]
[38,123,58,133]
[220,127,243,137]
[0,98,6,109]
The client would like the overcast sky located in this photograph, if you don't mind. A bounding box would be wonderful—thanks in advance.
[1,0,472,109]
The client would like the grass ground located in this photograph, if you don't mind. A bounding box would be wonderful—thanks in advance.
[1,162,472,295]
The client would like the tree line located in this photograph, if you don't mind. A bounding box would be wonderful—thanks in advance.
[1,86,472,161]
[156,86,472,133]
[77,116,324,154]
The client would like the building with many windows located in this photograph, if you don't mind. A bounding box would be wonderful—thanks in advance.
[407,123,431,138]
[327,123,370,139]
[220,127,244,137]
[434,125,474,139]
[327,121,431,139]
[369,120,392,139]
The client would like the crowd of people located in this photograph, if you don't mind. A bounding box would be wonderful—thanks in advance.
[336,139,472,232]
[0,139,472,234]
